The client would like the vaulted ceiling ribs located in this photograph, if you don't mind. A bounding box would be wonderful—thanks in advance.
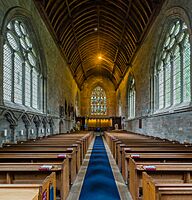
[34,0,164,89]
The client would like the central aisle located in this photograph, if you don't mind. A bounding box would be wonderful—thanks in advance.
[79,136,120,200]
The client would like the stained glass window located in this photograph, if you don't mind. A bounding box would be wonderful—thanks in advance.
[3,19,43,111]
[128,76,135,119]
[154,19,191,111]
[91,86,107,115]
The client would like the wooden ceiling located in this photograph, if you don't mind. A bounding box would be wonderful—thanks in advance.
[34,0,164,89]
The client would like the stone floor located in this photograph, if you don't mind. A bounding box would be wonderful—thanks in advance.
[67,133,132,200]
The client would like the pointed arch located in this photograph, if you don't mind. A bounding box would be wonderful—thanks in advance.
[154,17,191,111]
[3,110,17,126]
[1,7,47,112]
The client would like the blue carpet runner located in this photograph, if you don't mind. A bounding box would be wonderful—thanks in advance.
[79,136,120,200]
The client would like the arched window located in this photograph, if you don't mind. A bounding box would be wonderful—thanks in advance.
[75,92,80,117]
[3,19,43,110]
[118,91,122,116]
[128,76,135,119]
[154,19,191,111]
[90,86,107,115]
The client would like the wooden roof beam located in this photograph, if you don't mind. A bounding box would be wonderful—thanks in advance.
[66,0,86,79]
[111,0,133,76]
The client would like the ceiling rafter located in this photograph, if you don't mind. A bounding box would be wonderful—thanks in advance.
[34,0,72,67]
[66,0,86,80]
[115,0,164,90]
[97,4,100,54]
[34,0,165,89]
[111,0,133,76]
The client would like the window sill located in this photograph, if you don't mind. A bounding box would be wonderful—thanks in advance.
[127,117,136,121]
[153,102,192,116]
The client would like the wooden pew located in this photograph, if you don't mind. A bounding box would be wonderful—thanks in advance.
[0,162,68,200]
[0,185,42,200]
[0,132,93,200]
[115,139,171,160]
[117,143,189,171]
[104,131,192,200]
[129,158,192,200]
[116,145,192,175]
[17,141,83,166]
[143,172,192,200]
[19,131,93,163]
[103,131,191,169]
[122,152,192,183]
[0,153,72,187]
[104,131,154,153]
[41,132,94,156]
[3,144,81,175]
[0,147,77,185]
[0,132,94,199]
[104,131,188,158]
[0,172,56,200]
[0,132,94,180]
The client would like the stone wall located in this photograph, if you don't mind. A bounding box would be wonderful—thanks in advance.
[117,0,192,144]
[0,0,79,145]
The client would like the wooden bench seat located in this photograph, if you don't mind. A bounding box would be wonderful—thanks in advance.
[14,131,94,164]
[143,172,192,200]
[104,131,192,200]
[41,132,94,154]
[122,152,192,183]
[114,141,175,161]
[2,145,80,174]
[1,132,94,175]
[113,139,173,158]
[34,140,85,162]
[117,143,190,170]
[0,147,77,185]
[129,158,192,200]
[8,143,83,168]
[116,146,192,174]
[103,131,191,169]
[0,131,94,200]
[0,186,41,200]
[0,162,67,200]
[104,131,160,150]
[0,172,56,200]
[0,153,74,187]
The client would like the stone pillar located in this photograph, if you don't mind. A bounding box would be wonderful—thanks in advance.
[25,125,30,141]
[10,125,16,143]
